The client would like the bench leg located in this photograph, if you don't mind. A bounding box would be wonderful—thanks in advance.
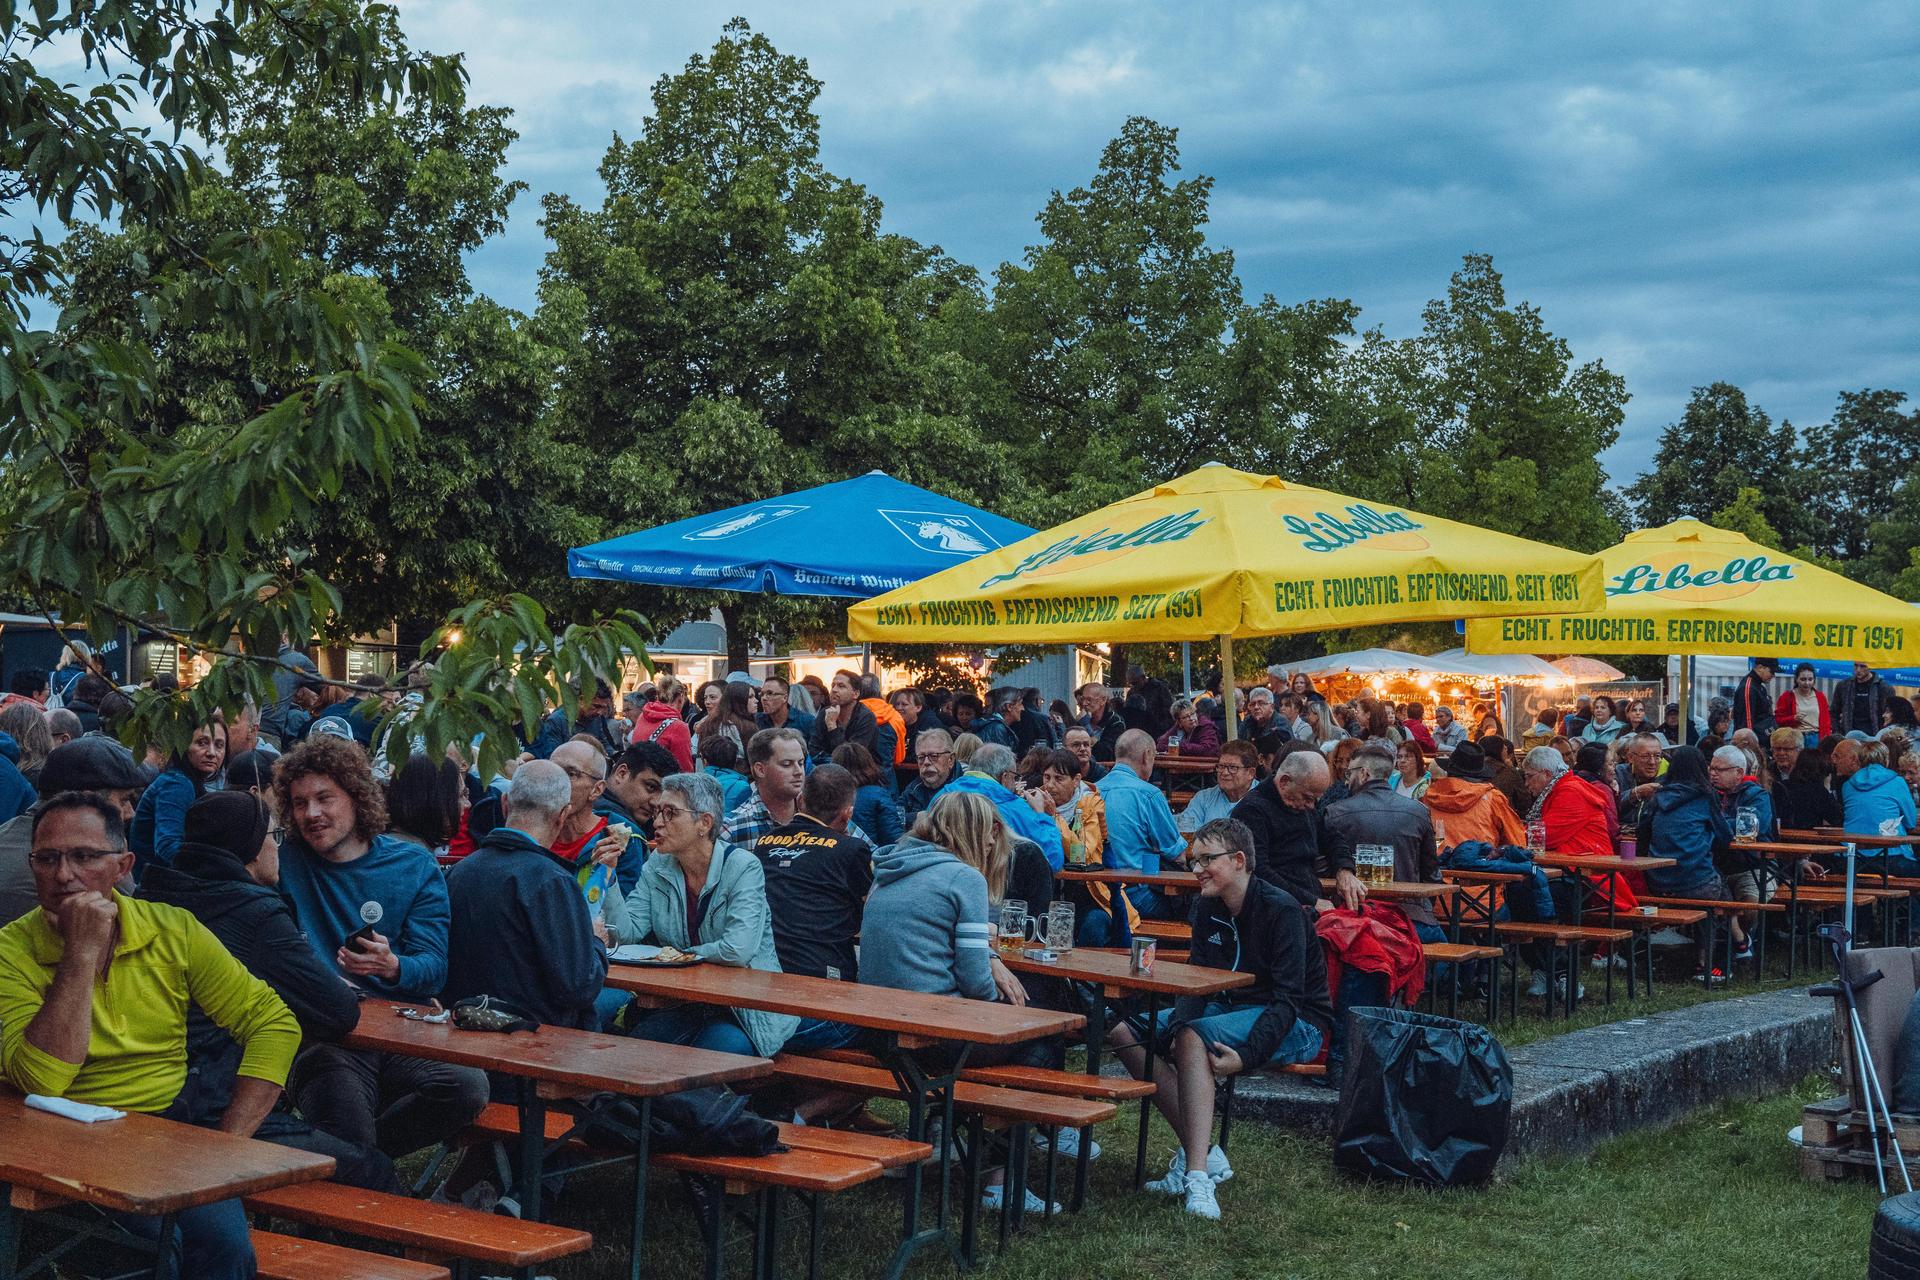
[1041,1127,1061,1218]
[807,1192,824,1280]
[754,1185,780,1280]
[0,1189,18,1280]
[962,1112,985,1263]
[628,1097,653,1280]
[1007,1121,1031,1236]
[516,1085,547,1223]
[700,1175,725,1280]
[1135,991,1161,1189]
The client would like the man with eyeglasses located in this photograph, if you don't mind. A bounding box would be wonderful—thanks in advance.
[1177,740,1260,834]
[900,728,959,824]
[1106,818,1331,1221]
[757,675,816,740]
[0,737,145,928]
[0,791,301,1278]
[547,739,636,892]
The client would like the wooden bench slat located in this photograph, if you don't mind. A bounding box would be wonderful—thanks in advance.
[252,1229,450,1280]
[773,1122,931,1169]
[1421,942,1503,962]
[1583,909,1706,928]
[1635,895,1786,913]
[770,1055,1117,1128]
[1492,922,1633,944]
[651,1148,885,1193]
[801,1048,1155,1101]
[245,1182,591,1267]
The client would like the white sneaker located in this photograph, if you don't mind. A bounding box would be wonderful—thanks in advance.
[1525,970,1549,998]
[1589,952,1627,970]
[1182,1169,1221,1220]
[1145,1145,1232,1193]
[980,1182,1060,1215]
[1035,1127,1101,1161]
[1554,976,1586,1002]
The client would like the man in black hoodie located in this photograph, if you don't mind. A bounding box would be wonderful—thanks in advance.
[1107,817,1331,1221]
[443,760,608,1030]
[1229,748,1351,911]
[139,791,397,1190]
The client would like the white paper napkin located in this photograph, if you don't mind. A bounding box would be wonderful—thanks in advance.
[25,1094,125,1123]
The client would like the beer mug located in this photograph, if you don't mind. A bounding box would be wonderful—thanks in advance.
[1357,843,1394,887]
[1433,818,1449,853]
[1046,901,1075,953]
[1735,806,1760,841]
[1526,821,1548,854]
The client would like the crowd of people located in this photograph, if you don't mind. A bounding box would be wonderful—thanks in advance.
[3,644,1917,1259]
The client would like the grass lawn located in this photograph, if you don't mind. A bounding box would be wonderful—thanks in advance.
[526,1072,1877,1280]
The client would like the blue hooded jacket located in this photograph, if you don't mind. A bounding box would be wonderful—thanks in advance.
[945,770,1065,870]
[1643,783,1732,893]
[0,731,34,825]
[1844,763,1918,859]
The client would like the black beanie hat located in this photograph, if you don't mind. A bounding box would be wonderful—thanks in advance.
[181,791,271,865]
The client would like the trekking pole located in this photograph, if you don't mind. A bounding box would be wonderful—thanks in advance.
[1843,840,1858,952]
[1813,923,1913,1195]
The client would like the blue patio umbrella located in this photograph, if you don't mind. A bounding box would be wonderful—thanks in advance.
[568,470,1033,598]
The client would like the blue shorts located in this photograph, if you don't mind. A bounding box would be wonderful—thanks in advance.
[1153,1002,1323,1071]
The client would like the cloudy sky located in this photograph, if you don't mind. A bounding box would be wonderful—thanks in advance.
[392,0,1919,486]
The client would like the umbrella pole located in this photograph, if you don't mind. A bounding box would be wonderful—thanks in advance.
[1677,656,1692,745]
[1181,641,1193,695]
[861,642,871,676]
[1220,634,1237,741]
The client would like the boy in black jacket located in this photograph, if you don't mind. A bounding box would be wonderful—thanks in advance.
[1108,817,1332,1221]
[139,791,398,1190]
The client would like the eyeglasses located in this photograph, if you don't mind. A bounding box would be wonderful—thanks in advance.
[653,804,692,823]
[269,826,288,843]
[1189,848,1239,869]
[28,847,124,871]
[922,751,954,762]
[559,764,604,784]
[1215,762,1251,774]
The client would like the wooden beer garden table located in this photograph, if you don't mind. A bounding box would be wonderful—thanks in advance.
[1056,867,1199,892]
[1767,832,1913,947]
[602,962,1081,1277]
[1000,946,1251,1191]
[1533,852,1675,931]
[0,1088,334,1280]
[345,998,769,1280]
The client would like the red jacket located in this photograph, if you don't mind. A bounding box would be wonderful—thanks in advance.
[1542,774,1637,910]
[631,699,695,772]
[1316,901,1426,1010]
[1774,688,1832,740]
[1404,719,1437,752]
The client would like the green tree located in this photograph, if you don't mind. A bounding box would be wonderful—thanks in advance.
[1806,388,1920,572]
[55,10,588,636]
[2,1,640,770]
[538,19,1017,667]
[1628,382,1813,549]
[1709,487,1782,549]
[982,116,1356,518]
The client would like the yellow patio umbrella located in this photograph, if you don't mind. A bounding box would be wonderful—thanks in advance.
[1464,520,1920,666]
[847,465,1606,734]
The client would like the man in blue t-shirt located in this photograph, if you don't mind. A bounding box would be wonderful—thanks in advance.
[272,737,486,1160]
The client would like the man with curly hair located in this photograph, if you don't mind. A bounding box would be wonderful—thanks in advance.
[273,736,486,1159]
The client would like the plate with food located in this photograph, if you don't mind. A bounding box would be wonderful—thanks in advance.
[608,943,703,967]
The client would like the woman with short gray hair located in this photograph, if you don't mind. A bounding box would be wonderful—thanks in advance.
[601,771,796,1056]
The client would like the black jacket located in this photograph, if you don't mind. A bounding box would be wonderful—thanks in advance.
[1322,782,1439,925]
[443,826,609,1029]
[139,842,361,1119]
[810,700,879,761]
[1775,772,1842,831]
[1835,676,1892,735]
[1080,708,1128,762]
[1229,780,1330,910]
[1731,673,1777,736]
[1178,879,1333,1067]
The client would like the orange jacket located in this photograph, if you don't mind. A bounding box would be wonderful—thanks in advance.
[862,697,908,766]
[1422,777,1526,851]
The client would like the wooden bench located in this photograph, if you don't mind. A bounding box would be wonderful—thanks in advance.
[1493,922,1634,1015]
[1636,895,1789,979]
[1420,941,1504,1020]
[245,1181,592,1274]
[252,1229,450,1280]
[803,1047,1155,1103]
[458,1103,912,1280]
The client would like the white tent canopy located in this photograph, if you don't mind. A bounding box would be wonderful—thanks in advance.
[1429,648,1570,685]
[1279,648,1460,678]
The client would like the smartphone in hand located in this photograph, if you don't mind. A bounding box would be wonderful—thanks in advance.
[344,922,378,952]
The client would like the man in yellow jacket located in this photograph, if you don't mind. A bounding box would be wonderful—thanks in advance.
[0,791,301,1279]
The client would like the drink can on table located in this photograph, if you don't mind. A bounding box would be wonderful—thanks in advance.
[1130,937,1156,975]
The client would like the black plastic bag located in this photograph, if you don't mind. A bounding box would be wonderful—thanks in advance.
[1332,1006,1511,1187]
[575,1086,784,1157]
